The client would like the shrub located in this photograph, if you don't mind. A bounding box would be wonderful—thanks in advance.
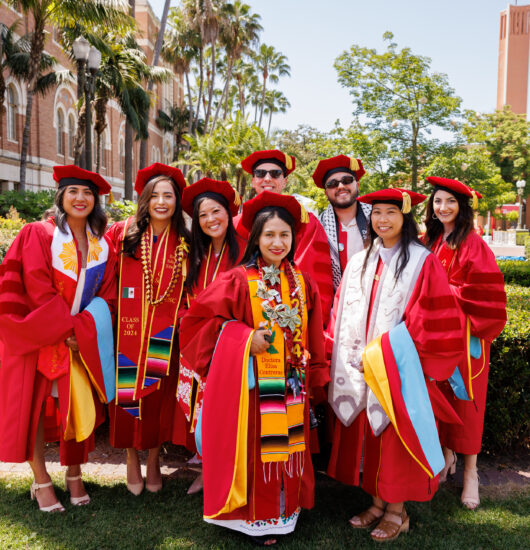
[0,190,55,221]
[516,230,529,245]
[526,236,530,259]
[483,284,530,453]
[497,259,530,286]
[105,200,137,222]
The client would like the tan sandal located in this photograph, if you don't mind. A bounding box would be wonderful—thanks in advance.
[370,508,409,542]
[461,468,480,510]
[30,481,65,513]
[65,473,90,506]
[349,504,386,529]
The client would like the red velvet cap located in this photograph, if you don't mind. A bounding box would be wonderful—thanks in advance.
[241,149,296,176]
[426,176,482,200]
[181,178,241,217]
[240,191,309,232]
[358,188,426,214]
[53,165,111,195]
[134,163,187,196]
[312,155,366,188]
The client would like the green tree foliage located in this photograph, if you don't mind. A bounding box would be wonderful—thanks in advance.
[462,106,530,186]
[334,32,461,191]
[425,147,515,213]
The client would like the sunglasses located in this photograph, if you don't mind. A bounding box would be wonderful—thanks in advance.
[253,169,284,179]
[324,175,356,189]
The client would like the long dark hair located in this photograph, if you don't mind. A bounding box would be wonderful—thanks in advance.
[122,175,190,258]
[53,184,107,238]
[240,206,296,266]
[361,201,426,284]
[185,192,240,291]
[424,187,474,249]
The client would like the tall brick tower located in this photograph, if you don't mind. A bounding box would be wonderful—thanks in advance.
[497,3,530,115]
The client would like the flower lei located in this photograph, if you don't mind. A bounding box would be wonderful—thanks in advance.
[256,258,306,371]
[141,229,188,307]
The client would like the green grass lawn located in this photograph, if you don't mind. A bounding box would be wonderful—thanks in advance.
[0,473,528,549]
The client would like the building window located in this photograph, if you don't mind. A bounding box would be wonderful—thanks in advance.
[57,109,65,155]
[119,138,125,173]
[6,85,17,141]
[68,114,75,158]
[163,140,171,163]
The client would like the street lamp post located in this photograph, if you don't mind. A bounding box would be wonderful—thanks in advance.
[85,46,102,171]
[516,179,526,230]
[72,37,89,168]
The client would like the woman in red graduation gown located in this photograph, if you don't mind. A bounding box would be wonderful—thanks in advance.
[0,165,117,512]
[107,163,190,495]
[180,192,328,545]
[179,178,246,494]
[327,189,464,542]
[424,176,506,510]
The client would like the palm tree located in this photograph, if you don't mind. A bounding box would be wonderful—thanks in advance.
[264,89,290,137]
[251,43,290,128]
[7,0,131,190]
[211,1,262,132]
[232,57,259,119]
[156,104,190,162]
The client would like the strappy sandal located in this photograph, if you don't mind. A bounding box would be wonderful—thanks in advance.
[461,468,480,510]
[30,481,65,513]
[65,473,91,506]
[349,503,386,529]
[439,450,457,483]
[370,508,409,543]
[187,472,203,495]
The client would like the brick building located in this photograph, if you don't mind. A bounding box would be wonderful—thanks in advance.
[0,0,182,200]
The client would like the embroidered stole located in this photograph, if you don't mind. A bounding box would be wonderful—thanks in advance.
[116,221,186,418]
[247,265,308,463]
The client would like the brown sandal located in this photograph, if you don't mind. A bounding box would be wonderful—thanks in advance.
[349,504,386,529]
[370,508,409,542]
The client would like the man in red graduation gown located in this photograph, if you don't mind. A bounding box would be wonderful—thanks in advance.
[234,149,334,325]
[313,155,370,294]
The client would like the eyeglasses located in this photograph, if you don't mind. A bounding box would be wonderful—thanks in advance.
[253,169,284,179]
[324,175,356,189]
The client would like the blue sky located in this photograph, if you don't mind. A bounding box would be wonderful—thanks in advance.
[149,0,516,132]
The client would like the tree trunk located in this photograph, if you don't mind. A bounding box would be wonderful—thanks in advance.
[204,43,216,131]
[267,108,273,137]
[194,47,204,133]
[211,57,232,132]
[138,0,170,170]
[124,122,133,200]
[74,102,86,169]
[258,76,267,128]
[236,74,245,118]
[96,131,102,173]
[411,122,418,192]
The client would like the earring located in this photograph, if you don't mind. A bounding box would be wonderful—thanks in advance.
[432,213,438,220]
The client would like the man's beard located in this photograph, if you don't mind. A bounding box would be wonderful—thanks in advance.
[329,191,358,210]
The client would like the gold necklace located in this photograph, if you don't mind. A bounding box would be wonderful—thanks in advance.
[141,229,188,307]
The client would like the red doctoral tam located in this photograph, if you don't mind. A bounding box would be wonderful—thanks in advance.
[241,149,296,176]
[240,191,308,232]
[134,163,187,196]
[358,188,426,214]
[181,178,241,217]
[426,176,482,209]
[53,165,111,195]
[312,155,366,188]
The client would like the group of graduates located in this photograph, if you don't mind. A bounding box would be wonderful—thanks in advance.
[0,149,507,545]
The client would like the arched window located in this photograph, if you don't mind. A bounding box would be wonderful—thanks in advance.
[119,138,125,173]
[56,109,65,155]
[6,85,18,141]
[68,114,75,158]
[163,140,171,164]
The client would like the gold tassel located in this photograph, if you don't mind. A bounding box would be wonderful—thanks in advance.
[284,153,293,172]
[300,205,309,224]
[471,190,479,210]
[108,190,114,204]
[233,189,241,207]
[350,158,360,172]
[401,192,411,214]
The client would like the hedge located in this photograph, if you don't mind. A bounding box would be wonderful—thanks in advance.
[497,259,530,286]
[483,283,530,453]
[526,235,530,259]
[0,190,54,221]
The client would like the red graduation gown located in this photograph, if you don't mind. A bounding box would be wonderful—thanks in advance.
[434,232,507,455]
[106,220,192,451]
[0,221,117,465]
[180,266,329,521]
[235,211,334,326]
[327,253,464,503]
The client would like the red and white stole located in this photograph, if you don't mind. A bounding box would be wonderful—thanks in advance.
[116,221,187,418]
